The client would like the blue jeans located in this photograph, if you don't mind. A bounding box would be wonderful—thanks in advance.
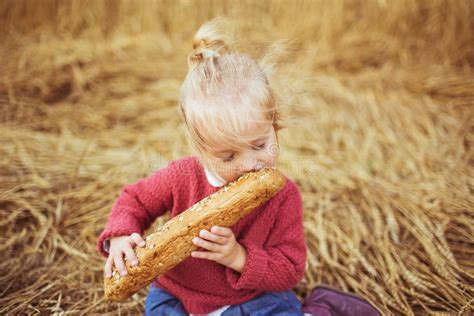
[144,285,303,316]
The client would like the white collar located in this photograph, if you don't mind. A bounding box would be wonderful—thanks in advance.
[204,166,228,187]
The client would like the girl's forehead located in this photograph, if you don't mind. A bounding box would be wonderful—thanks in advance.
[185,86,276,156]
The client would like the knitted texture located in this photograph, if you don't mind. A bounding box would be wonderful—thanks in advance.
[97,156,307,314]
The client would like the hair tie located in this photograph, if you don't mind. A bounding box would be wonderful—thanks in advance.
[200,48,220,59]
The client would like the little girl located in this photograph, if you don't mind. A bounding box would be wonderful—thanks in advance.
[97,20,380,316]
[97,20,307,315]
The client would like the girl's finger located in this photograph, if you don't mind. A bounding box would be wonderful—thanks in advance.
[191,251,216,261]
[104,255,113,278]
[199,229,227,244]
[211,226,232,237]
[123,246,139,267]
[131,233,146,247]
[114,253,128,276]
[192,237,221,252]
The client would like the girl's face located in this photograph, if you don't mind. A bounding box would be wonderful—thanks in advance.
[201,118,279,184]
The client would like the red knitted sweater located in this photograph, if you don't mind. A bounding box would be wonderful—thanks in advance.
[97,155,307,314]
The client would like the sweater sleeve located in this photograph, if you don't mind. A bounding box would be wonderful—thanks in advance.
[225,181,307,291]
[96,160,176,258]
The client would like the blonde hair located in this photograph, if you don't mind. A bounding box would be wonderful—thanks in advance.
[179,18,283,161]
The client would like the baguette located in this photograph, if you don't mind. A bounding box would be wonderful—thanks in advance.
[104,167,286,301]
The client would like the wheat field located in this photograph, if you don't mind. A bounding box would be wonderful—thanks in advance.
[0,0,473,315]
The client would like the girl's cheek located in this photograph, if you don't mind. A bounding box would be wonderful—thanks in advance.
[223,172,240,183]
[219,163,239,180]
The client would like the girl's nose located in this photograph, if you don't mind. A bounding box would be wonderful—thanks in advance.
[242,159,265,174]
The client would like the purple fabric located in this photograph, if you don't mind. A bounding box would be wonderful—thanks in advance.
[301,285,381,316]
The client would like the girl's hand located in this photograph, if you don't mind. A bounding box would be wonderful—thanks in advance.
[104,233,146,278]
[191,226,247,273]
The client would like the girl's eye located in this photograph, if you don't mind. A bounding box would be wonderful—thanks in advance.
[222,153,235,163]
[253,142,266,150]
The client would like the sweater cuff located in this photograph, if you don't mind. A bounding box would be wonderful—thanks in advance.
[103,239,110,252]
[225,240,268,290]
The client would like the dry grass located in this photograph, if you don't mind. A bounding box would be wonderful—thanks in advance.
[0,0,473,315]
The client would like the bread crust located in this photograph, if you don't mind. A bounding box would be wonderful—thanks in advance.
[104,167,286,301]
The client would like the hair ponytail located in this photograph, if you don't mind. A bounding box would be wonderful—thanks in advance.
[186,18,232,70]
